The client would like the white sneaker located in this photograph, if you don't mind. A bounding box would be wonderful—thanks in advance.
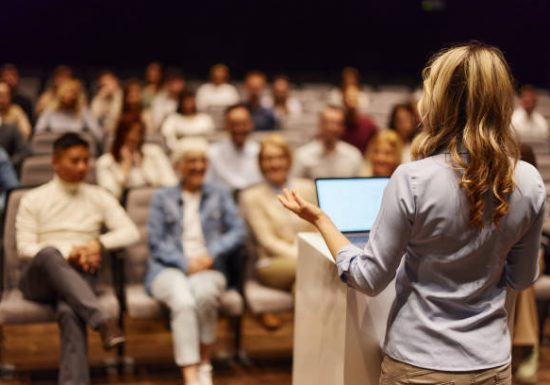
[198,362,214,385]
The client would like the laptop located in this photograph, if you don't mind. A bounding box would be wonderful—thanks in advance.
[315,177,390,248]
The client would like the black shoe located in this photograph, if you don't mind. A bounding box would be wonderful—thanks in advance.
[98,319,125,350]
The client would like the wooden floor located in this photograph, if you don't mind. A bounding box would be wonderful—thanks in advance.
[3,313,550,384]
[0,313,294,384]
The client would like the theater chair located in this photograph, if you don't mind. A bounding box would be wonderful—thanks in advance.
[237,199,294,323]
[122,187,245,365]
[0,188,122,374]
[20,155,96,186]
[31,132,97,157]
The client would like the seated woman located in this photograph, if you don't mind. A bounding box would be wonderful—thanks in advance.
[96,118,177,200]
[35,79,102,143]
[161,90,215,152]
[387,103,418,162]
[0,81,32,138]
[362,130,403,177]
[35,65,74,115]
[146,138,246,385]
[240,134,316,329]
[121,79,155,134]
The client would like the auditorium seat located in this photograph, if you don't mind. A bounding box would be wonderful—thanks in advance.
[0,188,121,367]
[205,105,227,131]
[20,155,97,186]
[237,196,294,317]
[31,132,97,157]
[123,187,244,358]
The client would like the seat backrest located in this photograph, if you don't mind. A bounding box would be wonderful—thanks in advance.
[20,156,97,187]
[31,132,97,157]
[237,191,260,282]
[2,188,31,290]
[124,187,158,284]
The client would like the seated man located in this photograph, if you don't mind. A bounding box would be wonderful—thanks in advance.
[243,71,279,131]
[16,133,139,385]
[292,105,363,179]
[145,137,246,385]
[206,103,263,192]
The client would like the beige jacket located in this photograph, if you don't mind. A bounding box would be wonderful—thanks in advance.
[96,143,178,199]
[240,178,317,262]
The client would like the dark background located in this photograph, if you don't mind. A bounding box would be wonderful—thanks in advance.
[2,0,549,87]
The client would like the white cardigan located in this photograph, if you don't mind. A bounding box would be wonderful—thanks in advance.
[96,143,178,199]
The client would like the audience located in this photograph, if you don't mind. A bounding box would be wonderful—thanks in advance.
[0,120,31,175]
[91,70,123,134]
[362,130,403,177]
[120,79,156,133]
[206,103,263,191]
[196,64,240,112]
[0,64,34,123]
[512,85,549,141]
[329,67,370,113]
[265,74,303,120]
[342,85,379,153]
[36,65,74,115]
[0,80,32,138]
[240,134,315,330]
[293,105,363,178]
[96,119,177,200]
[161,90,215,152]
[243,71,279,131]
[142,62,164,108]
[35,79,103,143]
[146,137,246,385]
[387,103,418,162]
[15,133,139,385]
[151,70,186,129]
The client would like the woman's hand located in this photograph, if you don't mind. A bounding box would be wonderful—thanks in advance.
[278,188,324,226]
[278,188,351,260]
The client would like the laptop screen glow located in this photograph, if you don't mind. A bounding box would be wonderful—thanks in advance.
[316,177,390,233]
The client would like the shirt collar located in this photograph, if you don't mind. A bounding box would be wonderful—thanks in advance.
[53,175,81,194]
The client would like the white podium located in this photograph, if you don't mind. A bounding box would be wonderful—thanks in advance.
[292,232,395,385]
[292,232,517,385]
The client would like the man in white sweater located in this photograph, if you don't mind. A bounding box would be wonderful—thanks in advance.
[16,133,139,385]
[512,85,549,141]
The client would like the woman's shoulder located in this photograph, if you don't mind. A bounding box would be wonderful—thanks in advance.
[240,182,269,202]
[514,160,545,198]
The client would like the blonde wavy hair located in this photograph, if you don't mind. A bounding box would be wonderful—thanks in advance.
[367,130,404,165]
[52,79,86,116]
[411,42,519,228]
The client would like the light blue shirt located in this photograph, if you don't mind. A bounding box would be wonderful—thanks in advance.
[336,152,546,371]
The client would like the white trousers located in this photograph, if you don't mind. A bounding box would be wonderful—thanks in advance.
[151,268,226,366]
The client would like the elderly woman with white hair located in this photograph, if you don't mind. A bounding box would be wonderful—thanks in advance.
[145,137,247,385]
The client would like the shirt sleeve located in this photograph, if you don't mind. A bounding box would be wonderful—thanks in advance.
[97,189,140,249]
[16,193,43,259]
[504,195,546,290]
[336,166,415,296]
[207,188,247,260]
[96,155,127,200]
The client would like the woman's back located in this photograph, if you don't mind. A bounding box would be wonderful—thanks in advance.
[337,152,545,370]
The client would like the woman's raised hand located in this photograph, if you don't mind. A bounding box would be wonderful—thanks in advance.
[278,188,324,226]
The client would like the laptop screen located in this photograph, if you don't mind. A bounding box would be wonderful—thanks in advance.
[315,177,390,233]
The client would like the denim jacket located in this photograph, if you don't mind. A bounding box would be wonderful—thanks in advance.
[144,183,246,293]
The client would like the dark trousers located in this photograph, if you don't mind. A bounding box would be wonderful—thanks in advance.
[18,247,108,385]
